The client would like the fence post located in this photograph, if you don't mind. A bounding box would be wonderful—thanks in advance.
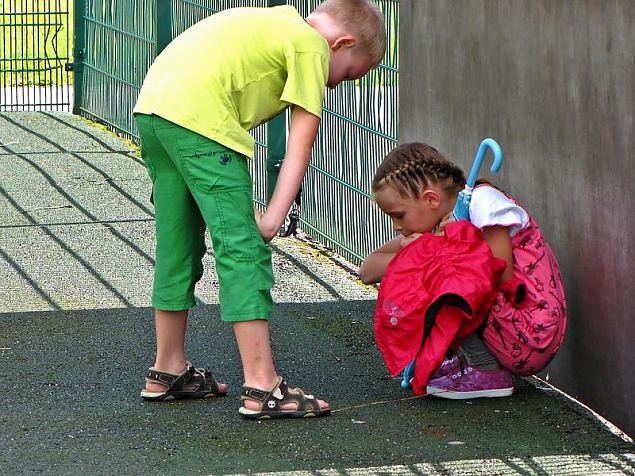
[266,112,287,202]
[266,0,287,202]
[157,2,173,54]
[71,0,86,114]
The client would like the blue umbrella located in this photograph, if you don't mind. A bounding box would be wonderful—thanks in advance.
[451,138,503,221]
[399,138,504,389]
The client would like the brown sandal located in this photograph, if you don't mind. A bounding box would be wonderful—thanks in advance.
[239,376,330,419]
[140,362,227,401]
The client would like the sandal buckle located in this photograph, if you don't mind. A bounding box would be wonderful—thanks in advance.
[244,388,268,401]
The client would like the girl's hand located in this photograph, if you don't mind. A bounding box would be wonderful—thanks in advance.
[433,212,454,236]
[400,233,422,247]
[254,207,279,243]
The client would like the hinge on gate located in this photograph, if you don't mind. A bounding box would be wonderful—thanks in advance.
[65,49,85,71]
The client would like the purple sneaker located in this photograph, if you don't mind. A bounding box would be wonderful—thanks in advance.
[430,354,466,380]
[426,366,514,399]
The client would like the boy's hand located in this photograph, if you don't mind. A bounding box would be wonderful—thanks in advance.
[254,207,279,243]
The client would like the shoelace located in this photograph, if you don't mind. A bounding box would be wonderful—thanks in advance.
[451,367,473,379]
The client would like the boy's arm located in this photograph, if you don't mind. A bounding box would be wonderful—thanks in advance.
[256,106,320,243]
[481,225,514,283]
[358,236,403,284]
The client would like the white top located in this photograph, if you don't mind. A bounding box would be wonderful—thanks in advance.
[468,186,530,237]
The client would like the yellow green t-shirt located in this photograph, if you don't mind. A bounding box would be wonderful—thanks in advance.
[133,6,330,158]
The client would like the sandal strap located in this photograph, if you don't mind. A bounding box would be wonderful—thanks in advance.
[191,367,223,394]
[241,377,288,405]
[144,362,226,399]
[146,364,196,392]
[241,377,320,412]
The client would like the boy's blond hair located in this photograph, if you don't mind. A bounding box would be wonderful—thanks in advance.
[314,0,386,66]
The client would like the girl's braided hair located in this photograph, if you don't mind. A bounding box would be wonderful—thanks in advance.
[372,142,466,198]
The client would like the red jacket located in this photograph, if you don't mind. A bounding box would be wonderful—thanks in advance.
[374,220,505,394]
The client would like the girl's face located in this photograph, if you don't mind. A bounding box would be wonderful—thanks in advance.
[374,184,449,236]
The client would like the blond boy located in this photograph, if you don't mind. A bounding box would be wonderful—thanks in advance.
[133,0,385,419]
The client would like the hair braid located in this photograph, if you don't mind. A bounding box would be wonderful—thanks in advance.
[372,143,466,198]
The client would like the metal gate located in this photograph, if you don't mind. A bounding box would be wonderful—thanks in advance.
[0,0,72,111]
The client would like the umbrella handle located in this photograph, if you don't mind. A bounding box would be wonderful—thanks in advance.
[465,138,503,188]
[401,359,416,388]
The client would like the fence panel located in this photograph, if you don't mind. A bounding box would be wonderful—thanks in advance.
[289,0,399,264]
[74,0,155,137]
[1,0,72,111]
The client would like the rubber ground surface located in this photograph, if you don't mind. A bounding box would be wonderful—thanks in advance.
[0,112,633,475]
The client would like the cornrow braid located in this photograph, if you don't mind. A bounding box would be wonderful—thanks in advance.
[372,143,466,198]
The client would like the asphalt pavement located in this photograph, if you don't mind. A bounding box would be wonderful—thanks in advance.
[0,112,633,475]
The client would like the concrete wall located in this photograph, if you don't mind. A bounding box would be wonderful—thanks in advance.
[400,0,634,437]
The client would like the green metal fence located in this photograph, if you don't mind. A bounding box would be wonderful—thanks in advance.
[72,0,398,266]
[72,0,155,135]
[1,0,73,111]
[290,0,398,263]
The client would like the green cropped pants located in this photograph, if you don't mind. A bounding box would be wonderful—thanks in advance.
[135,113,273,321]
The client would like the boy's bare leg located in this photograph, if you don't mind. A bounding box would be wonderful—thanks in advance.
[233,320,329,411]
[146,309,227,393]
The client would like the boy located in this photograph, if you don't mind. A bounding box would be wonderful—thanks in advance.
[133,0,386,419]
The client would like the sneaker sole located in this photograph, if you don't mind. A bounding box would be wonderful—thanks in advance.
[426,386,514,399]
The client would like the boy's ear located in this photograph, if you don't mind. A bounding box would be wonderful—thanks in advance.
[330,35,357,51]
[421,189,441,209]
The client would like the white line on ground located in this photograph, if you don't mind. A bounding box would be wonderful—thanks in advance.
[222,453,635,476]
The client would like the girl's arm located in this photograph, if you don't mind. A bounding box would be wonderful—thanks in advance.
[359,236,404,285]
[481,225,514,283]
[256,106,320,242]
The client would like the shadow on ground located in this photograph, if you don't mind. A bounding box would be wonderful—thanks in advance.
[1,301,633,475]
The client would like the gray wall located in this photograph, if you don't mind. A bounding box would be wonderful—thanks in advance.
[400,0,634,437]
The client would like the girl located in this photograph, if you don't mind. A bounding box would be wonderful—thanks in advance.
[360,142,567,399]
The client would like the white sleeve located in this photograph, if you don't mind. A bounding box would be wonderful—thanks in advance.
[468,186,529,237]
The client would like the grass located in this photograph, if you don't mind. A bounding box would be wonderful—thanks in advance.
[1,0,73,86]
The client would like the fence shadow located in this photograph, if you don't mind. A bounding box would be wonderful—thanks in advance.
[0,111,374,314]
